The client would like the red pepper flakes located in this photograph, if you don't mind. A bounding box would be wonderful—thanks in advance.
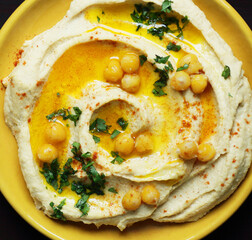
[173,195,176,198]
[36,80,43,87]
[221,183,225,187]
[25,105,29,109]
[232,159,236,163]
[245,119,250,124]
[192,115,197,120]
[13,49,24,67]
[163,210,167,213]
[203,173,208,179]
[206,181,210,185]
[182,120,192,128]
[93,152,98,160]
[28,118,31,123]
[16,92,27,100]
[245,148,249,153]
[232,173,235,177]
[95,102,100,107]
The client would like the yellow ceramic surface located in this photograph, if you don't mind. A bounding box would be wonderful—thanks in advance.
[0,0,251,239]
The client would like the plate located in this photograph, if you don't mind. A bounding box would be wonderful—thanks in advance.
[0,0,251,239]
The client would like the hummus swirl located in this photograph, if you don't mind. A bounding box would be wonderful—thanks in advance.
[3,0,252,230]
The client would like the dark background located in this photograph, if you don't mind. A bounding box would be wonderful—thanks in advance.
[0,0,251,239]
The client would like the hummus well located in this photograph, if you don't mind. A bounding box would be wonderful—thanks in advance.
[3,0,252,230]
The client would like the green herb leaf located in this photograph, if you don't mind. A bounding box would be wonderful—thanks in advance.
[154,55,169,64]
[97,16,100,23]
[228,92,233,98]
[111,129,121,139]
[177,63,189,71]
[49,199,66,221]
[71,181,87,195]
[108,187,118,194]
[70,142,106,198]
[152,87,167,96]
[148,27,168,40]
[93,135,100,143]
[222,65,231,79]
[75,194,90,216]
[81,152,92,159]
[58,158,77,193]
[130,3,188,40]
[161,0,173,13]
[166,42,181,52]
[117,118,128,131]
[46,107,82,126]
[89,118,111,133]
[40,159,59,190]
[139,55,147,66]
[111,151,124,164]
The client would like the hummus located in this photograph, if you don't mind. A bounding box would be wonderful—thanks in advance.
[3,0,252,230]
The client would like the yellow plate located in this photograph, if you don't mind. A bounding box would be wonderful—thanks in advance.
[0,0,251,239]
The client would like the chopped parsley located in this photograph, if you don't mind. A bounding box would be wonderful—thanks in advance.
[70,142,106,196]
[117,118,128,131]
[97,16,100,23]
[177,63,189,71]
[111,151,124,164]
[222,65,231,79]
[152,57,174,96]
[89,118,111,134]
[166,42,181,52]
[49,199,66,221]
[228,92,233,98]
[56,92,60,97]
[92,135,100,143]
[161,0,173,13]
[108,187,118,194]
[58,158,77,193]
[46,107,82,126]
[154,55,170,64]
[111,129,121,139]
[75,193,90,216]
[152,87,167,96]
[40,159,59,190]
[130,2,189,40]
[139,54,147,66]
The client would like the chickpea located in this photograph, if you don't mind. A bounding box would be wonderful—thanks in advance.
[120,53,140,73]
[197,143,216,162]
[141,185,160,205]
[45,122,66,144]
[170,71,191,91]
[104,59,124,83]
[190,74,208,94]
[178,140,198,160]
[37,143,58,163]
[177,53,202,74]
[121,74,141,93]
[122,188,141,211]
[114,133,135,155]
[135,133,153,154]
